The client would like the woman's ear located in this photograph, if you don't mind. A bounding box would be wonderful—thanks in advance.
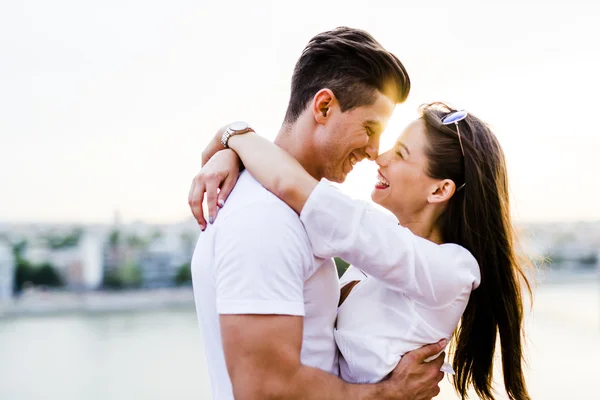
[312,89,336,124]
[427,179,456,204]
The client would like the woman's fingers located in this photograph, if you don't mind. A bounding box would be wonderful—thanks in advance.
[217,172,238,210]
[189,175,207,230]
[190,148,242,228]
[205,172,222,225]
[188,177,196,208]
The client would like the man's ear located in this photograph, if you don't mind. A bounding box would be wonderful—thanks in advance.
[312,89,336,124]
[427,179,456,204]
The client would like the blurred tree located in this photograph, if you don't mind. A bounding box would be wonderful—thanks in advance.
[578,254,598,268]
[102,260,141,290]
[174,262,192,286]
[13,259,63,293]
[45,227,83,249]
[103,270,124,290]
[35,263,63,287]
[11,239,27,259]
[126,234,148,249]
[334,257,350,278]
[13,258,34,294]
[119,261,142,288]
[180,231,198,254]
[108,229,121,247]
[579,253,597,266]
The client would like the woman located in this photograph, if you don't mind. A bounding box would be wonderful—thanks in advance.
[194,102,531,400]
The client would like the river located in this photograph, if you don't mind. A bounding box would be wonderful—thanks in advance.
[1,279,598,399]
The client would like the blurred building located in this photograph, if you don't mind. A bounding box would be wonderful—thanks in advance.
[138,251,180,288]
[23,232,104,290]
[138,231,191,288]
[78,232,104,289]
[0,243,15,301]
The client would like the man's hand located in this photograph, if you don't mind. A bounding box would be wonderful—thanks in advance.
[188,149,241,230]
[379,339,447,400]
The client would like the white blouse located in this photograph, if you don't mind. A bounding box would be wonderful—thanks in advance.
[299,180,481,383]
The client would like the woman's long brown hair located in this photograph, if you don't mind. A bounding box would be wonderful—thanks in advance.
[420,102,532,400]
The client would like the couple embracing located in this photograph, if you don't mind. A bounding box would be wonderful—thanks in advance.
[188,27,531,400]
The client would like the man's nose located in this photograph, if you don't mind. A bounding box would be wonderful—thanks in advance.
[364,138,380,160]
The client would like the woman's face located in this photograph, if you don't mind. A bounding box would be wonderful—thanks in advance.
[371,119,440,221]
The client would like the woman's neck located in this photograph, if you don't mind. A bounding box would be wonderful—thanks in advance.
[397,212,444,245]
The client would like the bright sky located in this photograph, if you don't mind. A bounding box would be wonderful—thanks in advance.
[1,0,598,224]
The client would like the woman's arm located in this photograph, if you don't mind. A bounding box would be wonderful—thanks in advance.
[188,129,316,228]
[299,181,481,306]
[190,133,478,307]
[227,132,318,215]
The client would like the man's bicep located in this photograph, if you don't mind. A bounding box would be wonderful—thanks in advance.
[220,314,303,399]
[214,203,311,316]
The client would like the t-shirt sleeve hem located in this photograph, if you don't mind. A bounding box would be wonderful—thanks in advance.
[217,300,305,316]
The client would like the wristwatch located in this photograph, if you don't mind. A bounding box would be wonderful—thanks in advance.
[221,121,254,148]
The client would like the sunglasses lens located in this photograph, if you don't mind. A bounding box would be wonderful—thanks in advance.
[442,110,468,125]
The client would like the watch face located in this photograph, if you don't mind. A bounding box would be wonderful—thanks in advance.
[229,121,249,132]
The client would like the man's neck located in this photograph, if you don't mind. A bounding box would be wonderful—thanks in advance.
[273,118,323,181]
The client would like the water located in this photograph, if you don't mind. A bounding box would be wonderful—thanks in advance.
[0,308,212,400]
[1,281,598,400]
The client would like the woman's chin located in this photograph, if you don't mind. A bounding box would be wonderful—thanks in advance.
[371,188,384,205]
[372,186,396,213]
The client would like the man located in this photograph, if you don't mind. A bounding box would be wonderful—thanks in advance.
[189,27,446,400]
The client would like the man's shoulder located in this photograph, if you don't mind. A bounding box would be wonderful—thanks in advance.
[218,171,299,221]
[213,172,315,262]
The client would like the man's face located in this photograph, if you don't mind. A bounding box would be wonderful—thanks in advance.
[316,92,395,183]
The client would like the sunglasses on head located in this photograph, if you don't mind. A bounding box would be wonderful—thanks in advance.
[440,109,468,191]
[441,109,468,157]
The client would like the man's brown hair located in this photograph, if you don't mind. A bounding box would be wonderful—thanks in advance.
[284,27,410,124]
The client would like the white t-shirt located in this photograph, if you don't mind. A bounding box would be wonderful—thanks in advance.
[299,180,481,383]
[191,172,340,400]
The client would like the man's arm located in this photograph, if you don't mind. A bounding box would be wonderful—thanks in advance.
[221,313,446,400]
[222,314,366,400]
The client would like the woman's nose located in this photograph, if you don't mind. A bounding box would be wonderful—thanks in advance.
[376,150,391,166]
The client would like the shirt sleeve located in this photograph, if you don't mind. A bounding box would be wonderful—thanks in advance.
[299,180,480,308]
[214,201,312,316]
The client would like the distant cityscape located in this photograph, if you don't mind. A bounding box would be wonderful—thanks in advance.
[0,213,599,305]
[0,212,199,303]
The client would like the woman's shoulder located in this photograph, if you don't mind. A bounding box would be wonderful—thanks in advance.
[438,243,481,289]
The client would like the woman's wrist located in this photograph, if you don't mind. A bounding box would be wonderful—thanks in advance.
[227,130,254,149]
[202,124,229,166]
[225,133,252,171]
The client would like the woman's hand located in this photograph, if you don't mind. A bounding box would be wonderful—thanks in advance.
[188,149,242,230]
[201,124,229,166]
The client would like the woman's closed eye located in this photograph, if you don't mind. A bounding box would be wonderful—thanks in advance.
[395,142,409,160]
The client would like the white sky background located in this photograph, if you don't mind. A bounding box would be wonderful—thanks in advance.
[0,0,598,224]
